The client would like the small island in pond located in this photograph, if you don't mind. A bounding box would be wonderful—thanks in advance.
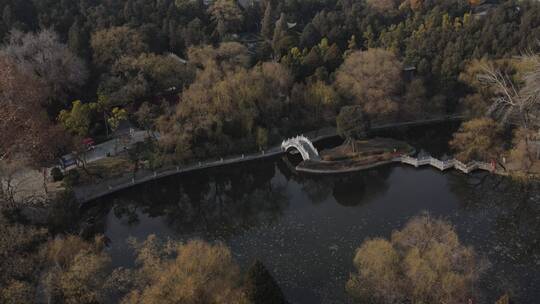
[298,137,415,173]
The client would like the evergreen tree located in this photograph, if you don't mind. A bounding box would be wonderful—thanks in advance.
[300,22,320,48]
[245,260,287,304]
[272,13,288,55]
[2,5,12,28]
[261,2,274,40]
[68,19,90,60]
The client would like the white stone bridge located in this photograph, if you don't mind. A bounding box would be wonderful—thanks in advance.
[281,135,321,161]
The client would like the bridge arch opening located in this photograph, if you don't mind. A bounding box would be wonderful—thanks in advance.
[281,136,321,162]
[284,147,304,165]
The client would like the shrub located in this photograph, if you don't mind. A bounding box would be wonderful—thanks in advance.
[62,170,80,188]
[50,167,64,182]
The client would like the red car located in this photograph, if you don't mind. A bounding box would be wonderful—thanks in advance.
[83,138,95,151]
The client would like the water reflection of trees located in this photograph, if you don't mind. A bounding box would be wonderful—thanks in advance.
[284,163,393,207]
[331,167,392,207]
[95,159,289,239]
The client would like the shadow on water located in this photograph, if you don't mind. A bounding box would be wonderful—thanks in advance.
[373,121,461,157]
[290,166,393,207]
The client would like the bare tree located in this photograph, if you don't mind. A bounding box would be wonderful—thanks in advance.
[0,159,47,211]
[1,29,88,103]
[0,55,66,166]
[522,55,540,125]
[479,55,540,128]
[477,54,540,167]
[0,55,68,208]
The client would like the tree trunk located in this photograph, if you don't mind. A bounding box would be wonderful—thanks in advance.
[104,112,110,138]
[42,168,48,194]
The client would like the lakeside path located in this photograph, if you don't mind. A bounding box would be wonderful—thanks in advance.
[73,128,337,204]
[73,116,466,205]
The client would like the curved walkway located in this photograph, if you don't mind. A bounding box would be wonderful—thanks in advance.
[74,148,284,204]
[73,116,466,205]
[74,128,338,204]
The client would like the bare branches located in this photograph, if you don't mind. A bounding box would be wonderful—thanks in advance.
[1,29,88,102]
[0,160,48,211]
[478,55,540,128]
[522,55,540,117]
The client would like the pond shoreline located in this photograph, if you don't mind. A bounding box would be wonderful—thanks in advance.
[297,159,397,174]
[74,128,339,205]
[74,117,532,205]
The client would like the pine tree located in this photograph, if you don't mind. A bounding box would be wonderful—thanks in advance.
[344,35,357,58]
[300,23,320,48]
[68,19,90,60]
[245,260,287,304]
[261,3,274,40]
[2,5,12,28]
[272,13,288,55]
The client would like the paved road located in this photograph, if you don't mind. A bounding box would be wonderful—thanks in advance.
[61,130,153,169]
[85,130,150,163]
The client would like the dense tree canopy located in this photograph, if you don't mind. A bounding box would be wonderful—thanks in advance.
[118,237,249,304]
[2,0,540,302]
[98,53,194,106]
[347,214,486,304]
[158,43,293,162]
[450,118,504,162]
[91,26,149,70]
[335,49,403,121]
[1,29,88,111]
[0,55,67,167]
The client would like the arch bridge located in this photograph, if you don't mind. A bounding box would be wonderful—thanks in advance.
[281,136,321,161]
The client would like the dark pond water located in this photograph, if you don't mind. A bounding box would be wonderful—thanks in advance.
[87,123,540,304]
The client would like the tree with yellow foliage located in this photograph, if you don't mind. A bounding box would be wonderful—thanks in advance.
[335,49,403,122]
[120,236,249,304]
[347,214,486,304]
[450,118,504,162]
